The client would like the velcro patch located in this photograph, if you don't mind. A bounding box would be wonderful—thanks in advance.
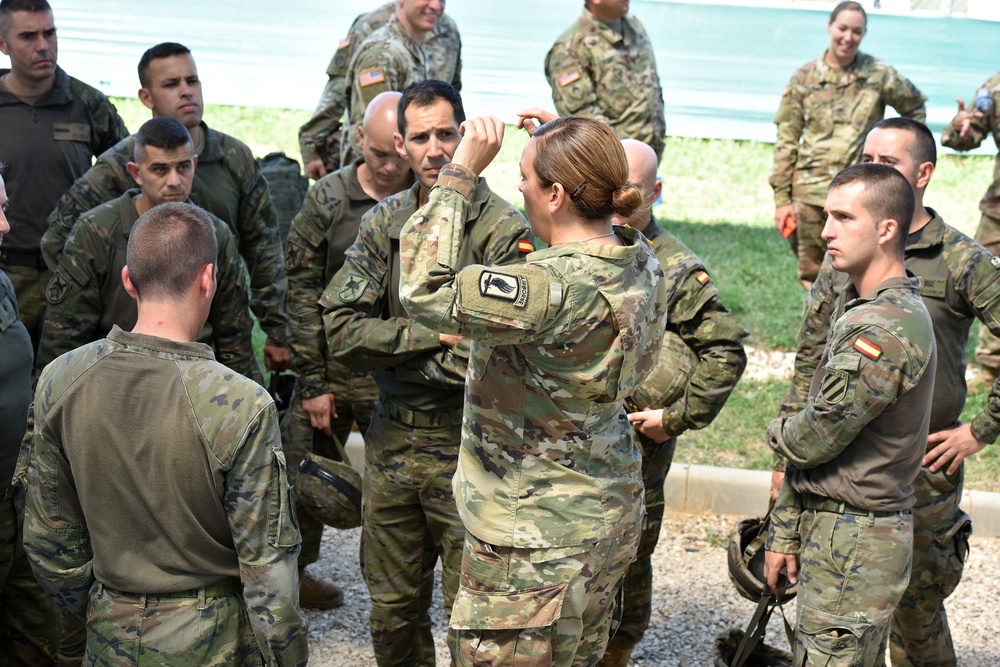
[338,36,351,49]
[46,271,72,304]
[820,368,849,404]
[518,239,535,254]
[53,123,90,142]
[338,274,370,303]
[479,270,527,307]
[358,67,386,88]
[284,240,306,270]
[696,271,710,284]
[991,256,1000,270]
[854,336,882,360]
[558,68,581,87]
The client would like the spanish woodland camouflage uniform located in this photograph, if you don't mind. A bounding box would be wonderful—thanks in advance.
[604,219,747,665]
[398,164,668,666]
[341,14,461,166]
[35,191,258,381]
[17,326,308,666]
[299,2,461,172]
[321,174,530,665]
[0,271,59,665]
[776,211,1000,666]
[283,161,386,569]
[545,9,666,161]
[767,275,936,667]
[0,67,128,346]
[941,73,1000,374]
[769,53,926,282]
[42,123,288,348]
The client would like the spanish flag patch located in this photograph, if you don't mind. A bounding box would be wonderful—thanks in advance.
[518,239,535,254]
[558,68,581,87]
[854,336,882,360]
[696,271,710,284]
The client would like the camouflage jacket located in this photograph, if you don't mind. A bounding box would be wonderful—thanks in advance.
[778,212,1000,469]
[769,52,926,208]
[941,72,1000,219]
[767,275,935,537]
[35,191,258,380]
[545,9,665,159]
[636,221,747,437]
[0,67,128,256]
[399,164,668,548]
[18,327,308,665]
[341,14,461,166]
[321,175,531,412]
[285,161,381,399]
[298,2,462,171]
[43,122,288,346]
[0,270,32,491]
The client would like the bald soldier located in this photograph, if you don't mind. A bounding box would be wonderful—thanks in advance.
[283,91,413,609]
[610,139,747,666]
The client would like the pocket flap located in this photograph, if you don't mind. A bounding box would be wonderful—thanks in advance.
[450,580,568,630]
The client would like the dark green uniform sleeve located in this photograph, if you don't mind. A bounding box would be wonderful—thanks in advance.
[765,476,801,554]
[209,224,259,380]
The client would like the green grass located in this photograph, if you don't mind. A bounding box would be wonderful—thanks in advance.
[110,96,1000,492]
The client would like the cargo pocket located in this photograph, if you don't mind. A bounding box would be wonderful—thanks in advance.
[267,447,300,548]
[794,606,870,667]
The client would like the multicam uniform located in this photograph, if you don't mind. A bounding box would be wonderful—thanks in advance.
[35,191,258,381]
[776,212,1000,666]
[299,3,462,172]
[321,176,530,665]
[767,275,936,667]
[42,122,288,348]
[0,67,128,346]
[0,271,59,665]
[341,14,461,167]
[398,164,668,666]
[283,161,388,568]
[769,53,926,282]
[545,9,666,161]
[18,326,308,666]
[941,73,1000,374]
[606,219,747,664]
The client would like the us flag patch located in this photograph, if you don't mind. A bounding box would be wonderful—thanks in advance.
[558,68,581,87]
[518,239,534,254]
[358,67,385,87]
[338,36,351,49]
[696,271,710,284]
[854,336,882,360]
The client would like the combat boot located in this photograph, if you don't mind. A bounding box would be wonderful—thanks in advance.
[597,639,634,667]
[298,567,344,610]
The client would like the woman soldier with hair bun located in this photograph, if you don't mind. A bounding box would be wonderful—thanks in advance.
[398,113,667,666]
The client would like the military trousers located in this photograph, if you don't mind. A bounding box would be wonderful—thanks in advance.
[282,372,377,567]
[600,434,677,664]
[794,505,912,667]
[83,580,260,666]
[450,520,641,667]
[889,465,971,667]
[788,203,827,285]
[361,396,465,666]
[974,213,1000,371]
[0,492,60,666]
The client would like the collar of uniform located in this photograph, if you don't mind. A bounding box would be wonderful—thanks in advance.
[580,8,628,46]
[118,189,145,239]
[344,159,375,203]
[389,170,492,238]
[196,122,225,163]
[0,66,72,106]
[814,51,873,85]
[842,271,920,309]
[107,324,215,360]
[638,214,663,241]
[904,208,945,253]
[531,224,644,261]
[386,13,424,61]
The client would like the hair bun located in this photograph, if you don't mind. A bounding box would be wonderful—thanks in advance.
[611,182,644,218]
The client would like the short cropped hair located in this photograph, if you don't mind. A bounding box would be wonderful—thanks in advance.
[870,117,937,167]
[0,0,52,36]
[397,80,465,137]
[133,116,192,164]
[830,163,914,249]
[830,1,866,26]
[137,42,191,87]
[126,202,217,301]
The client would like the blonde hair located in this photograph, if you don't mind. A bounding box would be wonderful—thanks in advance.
[531,117,643,222]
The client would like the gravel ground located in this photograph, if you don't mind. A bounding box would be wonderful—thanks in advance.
[301,511,1000,666]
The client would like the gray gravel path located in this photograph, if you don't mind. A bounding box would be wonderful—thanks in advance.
[301,511,1000,666]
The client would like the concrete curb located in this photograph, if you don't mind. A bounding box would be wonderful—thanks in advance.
[345,434,1000,538]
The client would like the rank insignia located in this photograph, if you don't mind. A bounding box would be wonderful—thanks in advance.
[479,270,527,307]
[854,336,882,360]
[558,68,581,87]
[338,274,370,303]
[46,271,71,305]
[820,368,849,405]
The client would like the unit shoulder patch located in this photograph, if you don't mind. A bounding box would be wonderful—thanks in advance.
[479,270,528,308]
[338,274,370,303]
[820,368,850,405]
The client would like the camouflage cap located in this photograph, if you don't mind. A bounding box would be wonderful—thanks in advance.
[297,453,363,529]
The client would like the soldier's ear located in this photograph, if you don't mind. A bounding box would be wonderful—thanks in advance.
[138,86,155,111]
[122,266,139,301]
[394,132,407,159]
[915,161,934,190]
[126,161,142,186]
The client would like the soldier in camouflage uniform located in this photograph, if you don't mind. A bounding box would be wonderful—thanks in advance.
[41,43,289,372]
[773,119,996,667]
[764,164,937,667]
[601,139,748,667]
[544,1,665,161]
[941,73,1000,388]
[322,82,531,666]
[283,91,412,609]
[340,0,461,168]
[298,1,461,179]
[17,201,308,666]
[0,171,60,666]
[397,115,667,666]
[769,1,925,289]
[35,117,258,381]
[0,0,129,349]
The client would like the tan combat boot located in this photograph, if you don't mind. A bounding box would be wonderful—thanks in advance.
[298,567,344,610]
